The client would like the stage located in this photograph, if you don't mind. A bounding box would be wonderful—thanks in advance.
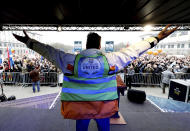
[0,94,190,131]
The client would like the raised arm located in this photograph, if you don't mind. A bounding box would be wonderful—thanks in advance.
[13,31,75,73]
[157,24,178,41]
[105,24,178,71]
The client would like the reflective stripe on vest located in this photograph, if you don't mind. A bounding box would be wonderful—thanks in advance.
[61,53,118,101]
[63,75,116,84]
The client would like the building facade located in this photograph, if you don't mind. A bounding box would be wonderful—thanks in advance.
[141,31,190,56]
[0,31,41,59]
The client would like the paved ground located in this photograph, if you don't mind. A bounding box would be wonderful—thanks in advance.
[2,84,168,100]
[2,85,62,100]
[135,87,169,99]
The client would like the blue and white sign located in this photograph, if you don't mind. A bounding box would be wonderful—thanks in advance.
[78,56,104,78]
[105,41,114,52]
[74,41,82,52]
[81,58,101,75]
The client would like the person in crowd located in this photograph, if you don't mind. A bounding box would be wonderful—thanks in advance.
[27,61,34,72]
[12,64,21,85]
[181,66,189,73]
[49,65,57,84]
[144,64,154,73]
[161,67,175,94]
[187,64,190,73]
[153,64,162,74]
[144,63,154,85]
[12,24,177,131]
[133,61,141,73]
[125,65,135,89]
[21,62,28,87]
[139,61,147,73]
[173,64,183,79]
[173,64,181,73]
[29,65,40,93]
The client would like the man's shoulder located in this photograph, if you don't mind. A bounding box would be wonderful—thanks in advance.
[80,49,102,56]
[30,69,38,74]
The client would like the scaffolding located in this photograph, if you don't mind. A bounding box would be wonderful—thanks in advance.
[1,24,190,31]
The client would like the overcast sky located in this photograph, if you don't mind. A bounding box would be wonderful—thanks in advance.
[32,31,158,47]
[0,30,159,49]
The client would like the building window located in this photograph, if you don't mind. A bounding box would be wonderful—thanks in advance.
[168,45,170,48]
[189,44,190,48]
[181,44,184,48]
[170,33,176,37]
[177,44,180,48]
[179,31,188,36]
[171,45,174,48]
[0,43,2,46]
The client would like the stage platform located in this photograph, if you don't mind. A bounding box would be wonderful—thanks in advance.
[147,95,190,112]
[0,93,58,109]
[1,94,190,131]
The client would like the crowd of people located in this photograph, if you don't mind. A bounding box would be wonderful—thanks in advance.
[1,53,190,74]
[0,52,190,86]
[0,55,58,85]
[0,55,58,73]
[126,54,190,74]
[123,54,190,88]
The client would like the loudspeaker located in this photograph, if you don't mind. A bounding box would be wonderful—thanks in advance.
[7,95,16,101]
[127,89,146,103]
[0,94,7,102]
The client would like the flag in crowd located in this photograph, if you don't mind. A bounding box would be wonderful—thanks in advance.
[41,56,43,62]
[7,46,14,69]
[0,58,2,64]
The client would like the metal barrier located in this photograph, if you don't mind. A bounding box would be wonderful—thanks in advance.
[124,73,161,86]
[1,72,190,86]
[124,73,190,86]
[174,73,190,79]
[1,72,58,85]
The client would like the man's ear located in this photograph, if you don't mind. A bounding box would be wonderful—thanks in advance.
[99,40,101,49]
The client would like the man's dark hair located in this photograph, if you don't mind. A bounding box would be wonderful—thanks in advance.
[86,32,101,49]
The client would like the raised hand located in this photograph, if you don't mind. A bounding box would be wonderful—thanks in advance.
[12,30,30,44]
[157,24,179,41]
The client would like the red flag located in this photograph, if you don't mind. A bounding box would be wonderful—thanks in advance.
[7,47,10,69]
[126,42,130,48]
